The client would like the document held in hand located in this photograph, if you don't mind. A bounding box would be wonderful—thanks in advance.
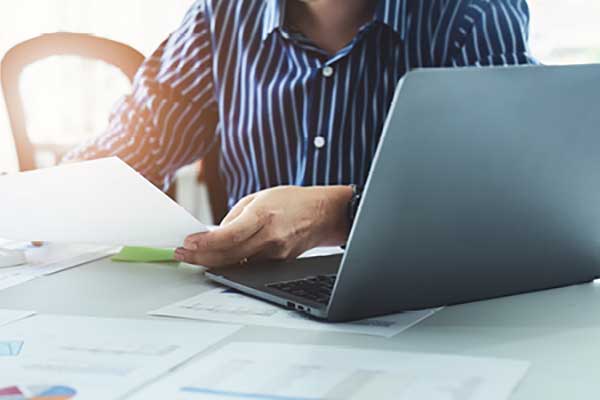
[0,157,208,247]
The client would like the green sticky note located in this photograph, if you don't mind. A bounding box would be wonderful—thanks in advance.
[111,247,176,263]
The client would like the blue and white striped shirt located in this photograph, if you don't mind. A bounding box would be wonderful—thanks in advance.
[66,0,535,209]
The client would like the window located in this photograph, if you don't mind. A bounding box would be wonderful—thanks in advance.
[529,0,600,64]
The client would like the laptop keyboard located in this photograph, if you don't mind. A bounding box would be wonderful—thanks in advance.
[266,274,337,305]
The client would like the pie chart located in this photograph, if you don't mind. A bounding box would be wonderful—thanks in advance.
[0,385,77,400]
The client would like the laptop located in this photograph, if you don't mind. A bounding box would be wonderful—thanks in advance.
[206,64,600,322]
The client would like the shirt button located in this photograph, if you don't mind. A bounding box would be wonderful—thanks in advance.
[322,66,334,78]
[314,136,326,149]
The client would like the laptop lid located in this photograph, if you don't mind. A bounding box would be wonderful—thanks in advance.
[327,64,600,321]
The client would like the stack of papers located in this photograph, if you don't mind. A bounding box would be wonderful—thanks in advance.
[0,242,115,291]
[0,157,210,289]
[130,342,530,400]
[0,310,35,327]
[150,288,442,338]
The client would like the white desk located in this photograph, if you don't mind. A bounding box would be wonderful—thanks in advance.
[0,256,598,398]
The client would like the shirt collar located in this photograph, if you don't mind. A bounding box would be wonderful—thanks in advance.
[261,0,406,42]
[262,0,285,41]
[374,0,407,38]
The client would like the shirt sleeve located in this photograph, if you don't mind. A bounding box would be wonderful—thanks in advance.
[451,0,538,67]
[63,0,219,191]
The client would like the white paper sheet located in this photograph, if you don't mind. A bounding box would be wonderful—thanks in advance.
[0,310,35,328]
[150,288,441,338]
[0,242,115,291]
[0,157,207,247]
[129,342,530,400]
[0,315,241,400]
[299,246,344,259]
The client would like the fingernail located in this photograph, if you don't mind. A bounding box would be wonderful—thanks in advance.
[174,252,184,261]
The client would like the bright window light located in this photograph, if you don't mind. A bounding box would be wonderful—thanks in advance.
[0,0,193,172]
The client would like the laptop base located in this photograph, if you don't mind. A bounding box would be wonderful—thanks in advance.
[205,254,342,320]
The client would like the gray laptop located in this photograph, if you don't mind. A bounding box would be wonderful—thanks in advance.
[206,64,600,322]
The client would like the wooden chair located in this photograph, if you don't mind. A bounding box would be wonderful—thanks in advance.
[1,32,228,220]
[1,32,145,171]
[197,136,228,224]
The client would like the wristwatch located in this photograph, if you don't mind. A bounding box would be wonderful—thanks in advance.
[347,184,363,226]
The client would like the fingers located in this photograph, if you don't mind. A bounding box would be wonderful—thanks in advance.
[184,205,267,252]
[176,224,308,268]
[221,194,255,226]
[175,246,244,268]
[175,186,324,268]
[175,227,270,268]
[177,195,268,267]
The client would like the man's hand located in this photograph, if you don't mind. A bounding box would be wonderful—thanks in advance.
[175,185,353,268]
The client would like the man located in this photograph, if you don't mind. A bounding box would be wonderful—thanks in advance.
[65,0,535,267]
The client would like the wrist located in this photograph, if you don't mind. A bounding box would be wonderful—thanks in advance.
[313,185,353,246]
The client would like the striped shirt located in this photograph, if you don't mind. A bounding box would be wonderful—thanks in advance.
[66,0,536,209]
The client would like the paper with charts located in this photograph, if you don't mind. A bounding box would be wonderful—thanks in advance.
[130,342,530,400]
[0,157,207,247]
[0,310,35,329]
[0,240,115,291]
[150,288,441,338]
[0,310,34,358]
[0,315,241,400]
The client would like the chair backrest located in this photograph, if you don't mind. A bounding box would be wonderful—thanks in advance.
[2,32,229,221]
[198,136,229,224]
[1,32,145,171]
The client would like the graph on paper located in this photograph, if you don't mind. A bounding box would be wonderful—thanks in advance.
[0,385,77,400]
[128,343,529,400]
[0,340,24,356]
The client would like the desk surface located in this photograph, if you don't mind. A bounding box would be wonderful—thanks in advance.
[0,256,597,398]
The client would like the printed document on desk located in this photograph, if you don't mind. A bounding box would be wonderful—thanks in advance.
[150,288,441,338]
[129,342,530,400]
[0,310,35,327]
[0,242,115,291]
[0,157,208,247]
[0,315,241,400]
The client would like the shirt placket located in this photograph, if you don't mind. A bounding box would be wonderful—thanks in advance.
[294,40,367,185]
[286,24,373,185]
